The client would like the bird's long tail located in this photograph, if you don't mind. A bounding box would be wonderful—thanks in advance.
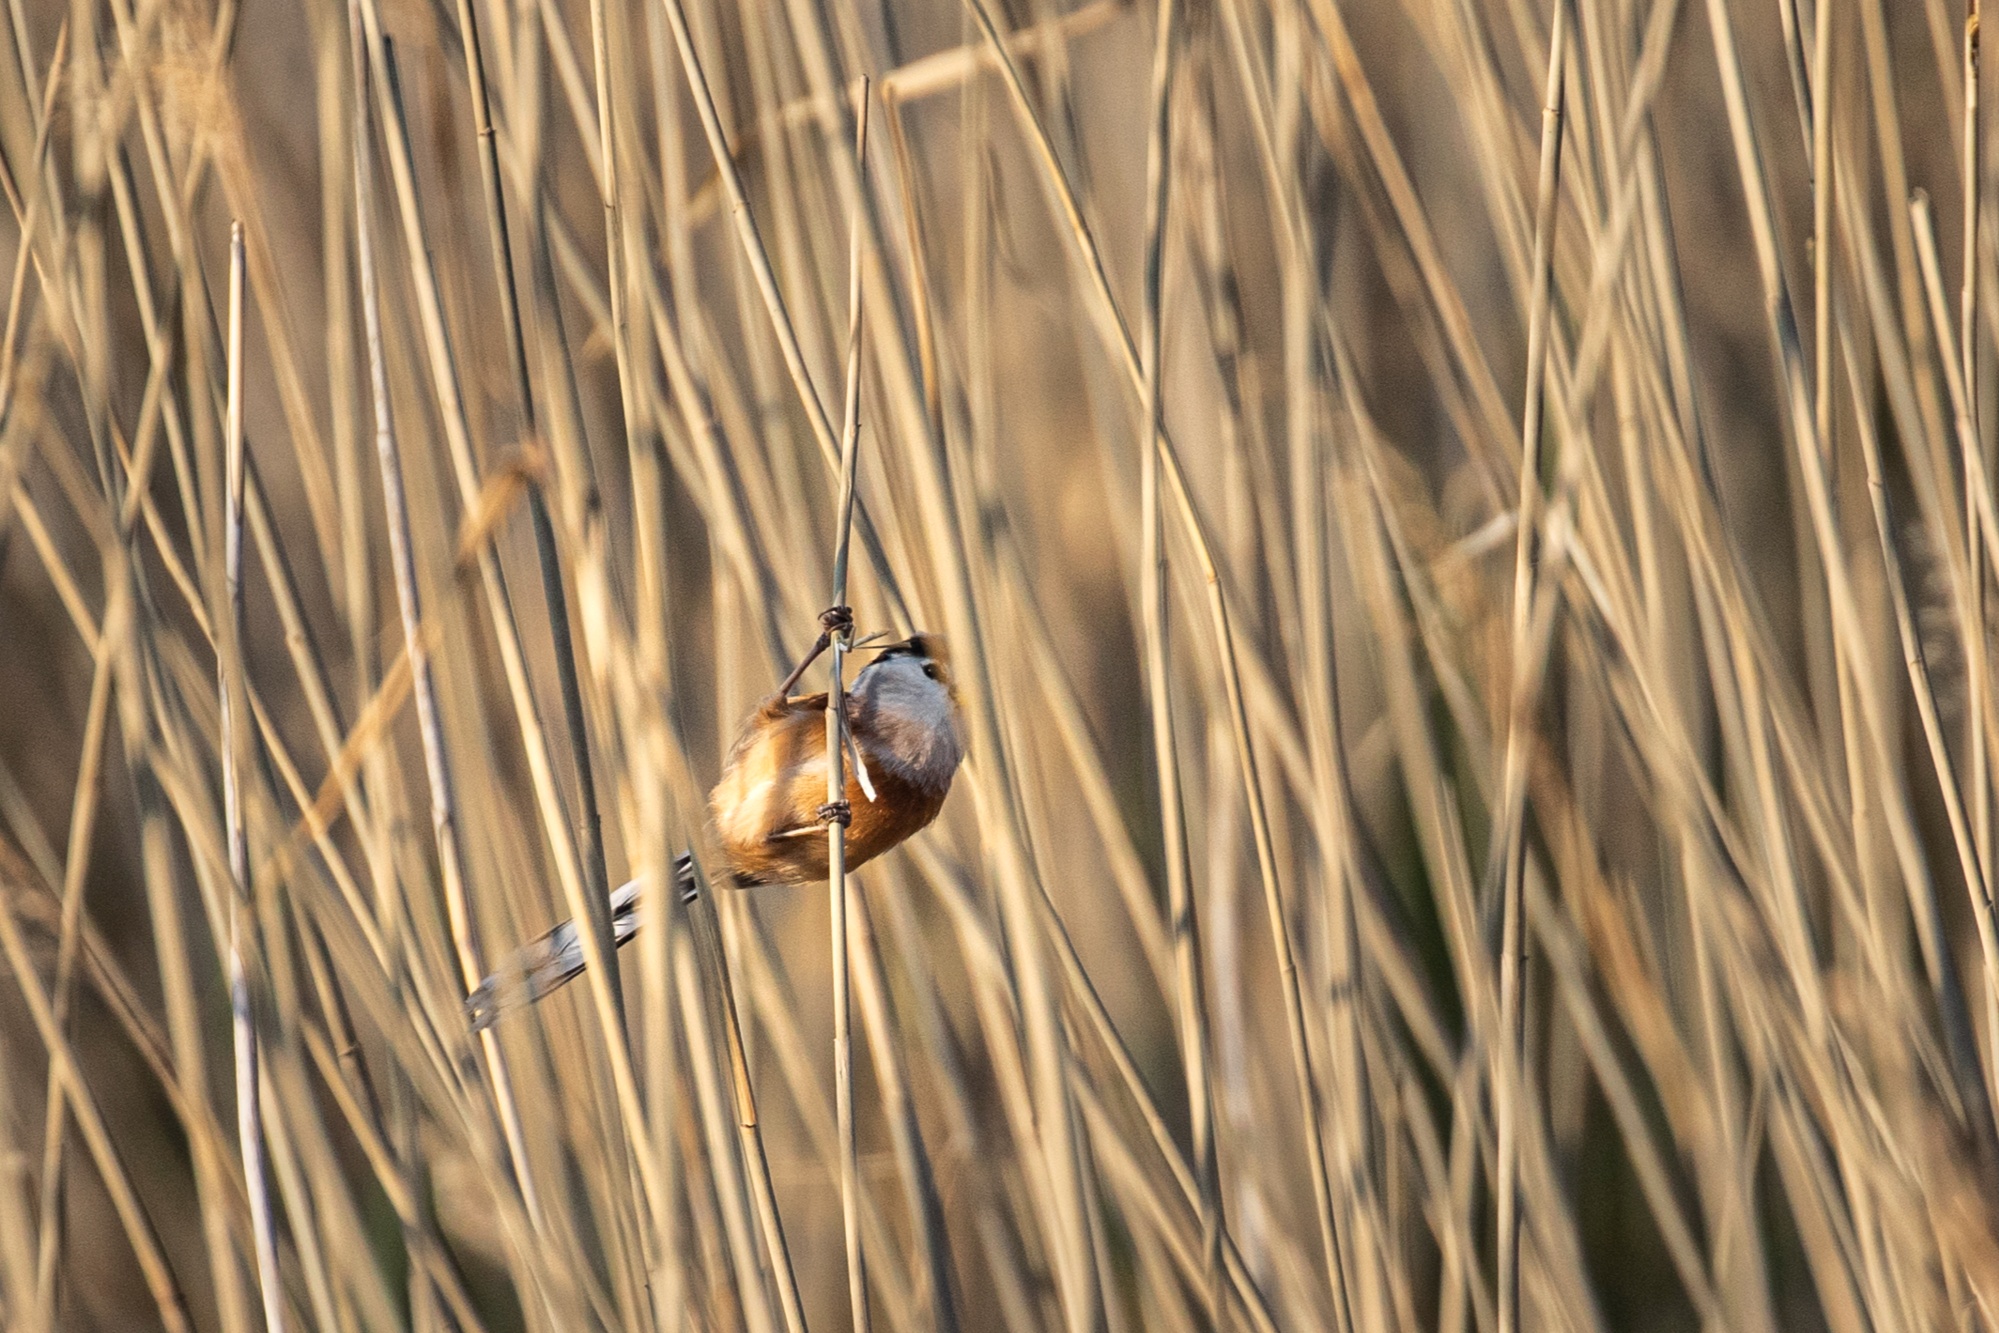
[466,854,700,1032]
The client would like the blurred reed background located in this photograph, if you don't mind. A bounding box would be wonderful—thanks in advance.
[0,0,1992,1328]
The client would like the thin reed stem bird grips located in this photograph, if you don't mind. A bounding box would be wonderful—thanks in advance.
[826,79,873,1333]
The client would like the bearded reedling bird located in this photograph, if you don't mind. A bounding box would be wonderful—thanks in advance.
[466,623,963,1030]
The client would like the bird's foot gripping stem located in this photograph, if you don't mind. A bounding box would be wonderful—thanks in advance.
[816,800,852,827]
[777,605,856,697]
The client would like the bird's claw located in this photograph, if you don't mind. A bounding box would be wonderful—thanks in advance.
[777,607,856,697]
[817,800,853,827]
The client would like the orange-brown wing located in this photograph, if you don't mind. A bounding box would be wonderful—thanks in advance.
[710,694,829,882]
[726,764,947,884]
[842,763,949,870]
[710,693,949,884]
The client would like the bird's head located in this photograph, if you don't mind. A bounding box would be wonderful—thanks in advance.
[851,633,963,783]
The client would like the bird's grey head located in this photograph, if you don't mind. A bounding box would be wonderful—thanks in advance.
[850,633,963,785]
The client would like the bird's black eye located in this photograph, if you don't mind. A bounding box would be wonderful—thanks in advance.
[922,663,939,680]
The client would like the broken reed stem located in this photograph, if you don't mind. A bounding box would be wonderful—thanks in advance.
[829,73,873,1333]
[1497,7,1568,1332]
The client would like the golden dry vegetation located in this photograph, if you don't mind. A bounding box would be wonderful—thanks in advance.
[0,0,1992,1330]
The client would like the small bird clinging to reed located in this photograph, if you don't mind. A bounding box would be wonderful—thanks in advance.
[467,616,963,1030]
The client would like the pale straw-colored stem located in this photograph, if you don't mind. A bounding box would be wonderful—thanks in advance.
[1136,0,1223,1322]
[223,219,288,1333]
[1496,8,1569,1332]
[828,74,873,1333]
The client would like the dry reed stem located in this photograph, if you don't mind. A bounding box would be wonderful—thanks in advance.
[220,218,286,1333]
[829,73,872,1333]
[1136,0,1223,1324]
[1494,7,1568,1330]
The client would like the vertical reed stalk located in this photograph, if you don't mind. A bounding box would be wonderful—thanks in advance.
[1496,7,1569,1332]
[1963,1,1993,1073]
[222,219,287,1333]
[1137,1,1223,1324]
[828,75,873,1333]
